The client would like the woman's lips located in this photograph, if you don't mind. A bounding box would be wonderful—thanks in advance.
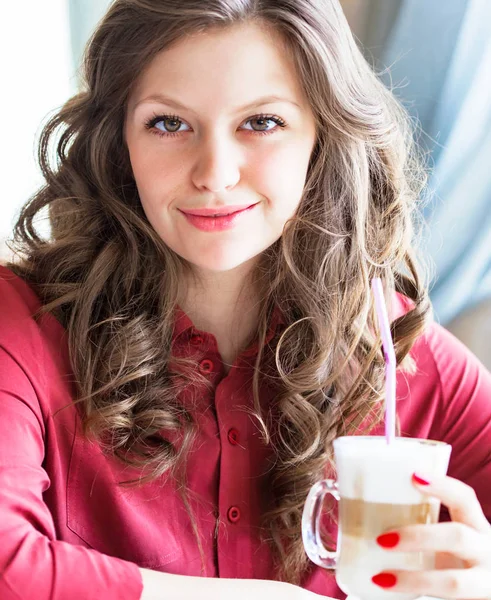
[181,204,256,217]
[179,203,258,232]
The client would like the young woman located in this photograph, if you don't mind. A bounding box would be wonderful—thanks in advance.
[1,1,490,599]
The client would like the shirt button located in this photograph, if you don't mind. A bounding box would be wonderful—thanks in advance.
[190,333,204,345]
[227,506,241,523]
[227,428,240,445]
[199,359,214,374]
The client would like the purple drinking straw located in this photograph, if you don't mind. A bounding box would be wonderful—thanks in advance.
[371,277,396,444]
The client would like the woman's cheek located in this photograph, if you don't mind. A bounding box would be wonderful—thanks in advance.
[134,153,183,208]
[253,144,311,215]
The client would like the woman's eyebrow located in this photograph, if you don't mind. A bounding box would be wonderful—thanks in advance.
[131,93,302,114]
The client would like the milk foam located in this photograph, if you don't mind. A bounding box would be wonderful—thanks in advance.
[334,437,451,504]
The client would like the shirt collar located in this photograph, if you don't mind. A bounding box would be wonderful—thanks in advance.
[172,306,195,343]
[172,303,286,355]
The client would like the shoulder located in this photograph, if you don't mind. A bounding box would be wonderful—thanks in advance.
[394,290,491,405]
[0,264,40,338]
[392,291,486,384]
[416,317,491,418]
[0,264,42,311]
[0,265,46,346]
[0,265,68,387]
[394,291,491,438]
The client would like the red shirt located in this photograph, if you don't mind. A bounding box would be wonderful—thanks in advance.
[0,264,490,600]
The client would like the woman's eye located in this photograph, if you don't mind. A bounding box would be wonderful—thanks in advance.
[153,116,191,135]
[144,113,286,138]
[241,116,285,133]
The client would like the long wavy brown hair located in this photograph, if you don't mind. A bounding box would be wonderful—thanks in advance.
[8,0,432,587]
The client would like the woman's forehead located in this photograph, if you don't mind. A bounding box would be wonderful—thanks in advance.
[127,22,310,116]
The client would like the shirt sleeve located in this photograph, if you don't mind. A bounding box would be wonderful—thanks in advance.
[426,322,491,522]
[0,346,144,600]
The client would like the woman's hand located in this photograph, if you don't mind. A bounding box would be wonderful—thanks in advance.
[371,473,491,598]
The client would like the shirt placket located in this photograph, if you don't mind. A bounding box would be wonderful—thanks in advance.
[214,369,255,578]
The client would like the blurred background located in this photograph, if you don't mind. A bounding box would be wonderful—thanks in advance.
[1,0,490,367]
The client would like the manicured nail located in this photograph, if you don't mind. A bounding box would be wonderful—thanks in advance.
[376,532,400,548]
[372,573,397,588]
[412,473,431,486]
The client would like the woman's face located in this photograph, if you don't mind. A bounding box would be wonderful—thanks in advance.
[125,22,317,273]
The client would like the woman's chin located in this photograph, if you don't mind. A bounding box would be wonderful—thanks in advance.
[186,252,260,274]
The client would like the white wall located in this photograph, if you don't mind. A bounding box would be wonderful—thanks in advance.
[0,0,75,258]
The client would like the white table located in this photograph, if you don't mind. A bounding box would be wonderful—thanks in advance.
[347,597,445,600]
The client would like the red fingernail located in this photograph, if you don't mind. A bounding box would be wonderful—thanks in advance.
[372,573,397,588]
[412,473,431,486]
[376,532,400,548]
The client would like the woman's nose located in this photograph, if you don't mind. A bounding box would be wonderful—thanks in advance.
[191,136,241,193]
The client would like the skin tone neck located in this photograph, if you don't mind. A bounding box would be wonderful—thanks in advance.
[179,257,261,371]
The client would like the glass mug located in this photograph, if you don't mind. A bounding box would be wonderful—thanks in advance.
[302,436,452,600]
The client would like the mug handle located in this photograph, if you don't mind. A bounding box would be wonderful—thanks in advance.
[301,479,340,569]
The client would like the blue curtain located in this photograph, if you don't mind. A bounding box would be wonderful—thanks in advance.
[379,0,491,324]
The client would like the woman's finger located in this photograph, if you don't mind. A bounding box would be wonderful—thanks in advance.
[372,567,491,599]
[377,522,491,566]
[412,472,490,532]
